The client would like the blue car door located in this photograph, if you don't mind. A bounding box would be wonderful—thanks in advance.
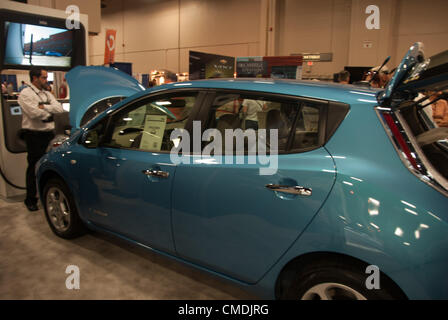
[171,91,337,283]
[77,91,204,254]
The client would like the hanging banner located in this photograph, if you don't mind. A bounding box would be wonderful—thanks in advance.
[236,57,267,77]
[189,51,235,80]
[104,29,117,65]
[236,56,303,79]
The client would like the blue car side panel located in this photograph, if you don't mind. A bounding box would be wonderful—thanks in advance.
[36,136,85,218]
[36,76,448,299]
[75,146,177,254]
[252,103,448,299]
[171,149,336,284]
[323,104,448,299]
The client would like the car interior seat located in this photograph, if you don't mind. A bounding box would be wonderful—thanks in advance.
[265,109,291,151]
[216,114,241,155]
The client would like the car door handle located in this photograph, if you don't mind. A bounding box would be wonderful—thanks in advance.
[142,170,170,178]
[265,184,312,196]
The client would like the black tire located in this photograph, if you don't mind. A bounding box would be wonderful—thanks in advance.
[42,178,87,239]
[280,258,406,300]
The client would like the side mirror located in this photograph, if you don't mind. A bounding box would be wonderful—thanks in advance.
[81,129,99,148]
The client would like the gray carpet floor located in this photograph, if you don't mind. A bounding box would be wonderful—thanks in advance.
[0,198,256,299]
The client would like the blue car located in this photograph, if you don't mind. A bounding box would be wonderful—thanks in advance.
[45,51,63,57]
[36,43,448,299]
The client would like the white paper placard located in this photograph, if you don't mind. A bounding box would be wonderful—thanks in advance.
[140,114,167,151]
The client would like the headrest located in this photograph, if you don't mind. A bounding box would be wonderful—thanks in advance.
[216,114,240,131]
[265,109,290,137]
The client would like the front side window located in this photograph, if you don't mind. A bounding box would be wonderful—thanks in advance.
[102,92,198,152]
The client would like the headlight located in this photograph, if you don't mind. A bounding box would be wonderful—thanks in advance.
[47,134,69,152]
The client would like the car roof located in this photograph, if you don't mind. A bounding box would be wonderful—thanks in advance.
[150,78,381,106]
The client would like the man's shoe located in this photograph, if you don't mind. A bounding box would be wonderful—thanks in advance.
[24,200,38,212]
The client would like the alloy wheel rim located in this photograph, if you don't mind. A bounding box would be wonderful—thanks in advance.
[46,187,71,232]
[301,283,367,300]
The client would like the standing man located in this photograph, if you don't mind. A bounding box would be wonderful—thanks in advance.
[429,91,448,128]
[2,81,7,97]
[242,99,265,130]
[18,67,64,211]
[338,70,351,84]
[18,81,28,92]
[7,82,14,99]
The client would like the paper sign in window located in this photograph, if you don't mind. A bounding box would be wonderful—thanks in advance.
[127,107,146,127]
[140,115,167,151]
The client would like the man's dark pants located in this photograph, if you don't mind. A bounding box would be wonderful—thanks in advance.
[23,130,54,205]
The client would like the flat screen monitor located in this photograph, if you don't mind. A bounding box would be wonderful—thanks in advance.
[4,21,73,68]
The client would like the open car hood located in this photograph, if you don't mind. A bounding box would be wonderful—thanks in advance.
[66,66,145,129]
[379,42,448,107]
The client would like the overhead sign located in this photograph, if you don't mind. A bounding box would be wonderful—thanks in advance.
[236,56,303,79]
[236,57,267,77]
[104,29,117,65]
[299,53,333,62]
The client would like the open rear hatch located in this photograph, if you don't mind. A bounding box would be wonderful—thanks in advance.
[379,42,448,105]
[376,43,448,195]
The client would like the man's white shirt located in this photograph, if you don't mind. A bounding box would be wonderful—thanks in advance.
[18,84,64,131]
[242,99,264,121]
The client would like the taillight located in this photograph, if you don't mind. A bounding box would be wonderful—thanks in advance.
[382,112,419,171]
[376,106,448,196]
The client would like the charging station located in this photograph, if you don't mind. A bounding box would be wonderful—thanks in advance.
[0,0,88,200]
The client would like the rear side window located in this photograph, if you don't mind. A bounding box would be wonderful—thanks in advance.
[291,102,322,150]
[203,91,346,154]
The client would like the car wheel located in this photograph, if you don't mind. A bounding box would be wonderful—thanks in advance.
[43,178,87,239]
[281,260,406,300]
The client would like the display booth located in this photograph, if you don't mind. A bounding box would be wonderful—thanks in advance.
[236,56,303,79]
[0,1,88,199]
[189,51,235,80]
